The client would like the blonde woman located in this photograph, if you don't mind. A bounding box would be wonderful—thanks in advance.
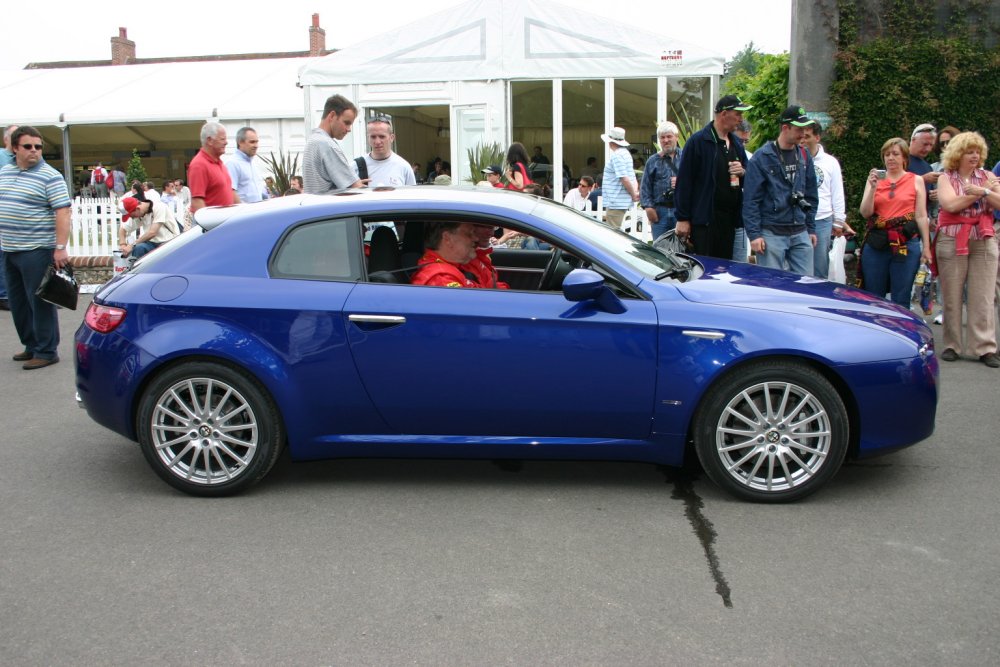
[935,131,1000,367]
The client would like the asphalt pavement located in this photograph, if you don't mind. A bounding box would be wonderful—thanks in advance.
[1,295,998,665]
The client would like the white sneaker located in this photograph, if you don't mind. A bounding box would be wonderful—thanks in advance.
[933,313,943,325]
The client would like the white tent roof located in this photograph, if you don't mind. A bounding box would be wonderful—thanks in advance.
[298,0,723,86]
[0,57,311,127]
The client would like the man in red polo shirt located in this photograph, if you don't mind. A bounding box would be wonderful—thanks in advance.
[188,122,238,212]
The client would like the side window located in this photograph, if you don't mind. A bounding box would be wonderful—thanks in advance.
[271,218,362,281]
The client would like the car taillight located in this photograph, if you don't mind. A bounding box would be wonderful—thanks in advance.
[85,302,127,333]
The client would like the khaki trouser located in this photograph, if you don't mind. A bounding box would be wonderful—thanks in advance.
[605,209,626,229]
[936,234,999,357]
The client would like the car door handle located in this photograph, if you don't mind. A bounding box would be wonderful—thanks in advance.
[349,314,406,324]
[682,330,726,340]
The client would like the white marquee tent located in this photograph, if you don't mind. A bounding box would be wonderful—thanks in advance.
[298,0,725,191]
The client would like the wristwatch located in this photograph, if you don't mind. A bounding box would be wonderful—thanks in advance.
[55,244,66,250]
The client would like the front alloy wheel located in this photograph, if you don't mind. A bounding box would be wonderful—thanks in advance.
[694,361,848,502]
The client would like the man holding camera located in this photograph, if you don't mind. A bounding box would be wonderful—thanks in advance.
[743,105,819,274]
[641,122,683,240]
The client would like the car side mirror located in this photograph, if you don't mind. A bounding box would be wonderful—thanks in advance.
[562,269,625,314]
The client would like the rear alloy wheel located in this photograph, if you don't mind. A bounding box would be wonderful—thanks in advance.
[137,362,284,496]
[694,361,848,502]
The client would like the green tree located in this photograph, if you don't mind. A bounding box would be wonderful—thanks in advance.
[126,149,147,190]
[720,52,790,152]
[723,41,763,91]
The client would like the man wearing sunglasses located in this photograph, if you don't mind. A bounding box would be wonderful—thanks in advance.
[0,124,17,310]
[0,126,71,369]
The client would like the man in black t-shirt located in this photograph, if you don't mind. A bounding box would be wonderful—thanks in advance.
[743,105,819,275]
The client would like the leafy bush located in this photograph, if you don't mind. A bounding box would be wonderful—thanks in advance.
[465,142,505,185]
[719,52,790,152]
[259,151,300,194]
[824,0,1000,230]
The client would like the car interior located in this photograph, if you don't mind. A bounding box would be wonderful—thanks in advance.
[363,217,586,292]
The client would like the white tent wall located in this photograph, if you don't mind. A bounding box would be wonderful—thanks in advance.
[299,0,723,197]
[0,57,317,192]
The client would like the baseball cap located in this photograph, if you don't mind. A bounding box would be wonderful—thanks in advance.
[715,95,753,113]
[482,165,502,175]
[121,197,141,221]
[779,105,812,127]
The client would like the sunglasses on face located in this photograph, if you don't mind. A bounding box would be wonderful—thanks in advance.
[19,143,43,150]
[889,181,897,199]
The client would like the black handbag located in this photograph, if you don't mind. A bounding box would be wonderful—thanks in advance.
[35,263,79,310]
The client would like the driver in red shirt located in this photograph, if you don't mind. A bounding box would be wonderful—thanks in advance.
[411,222,483,287]
[461,224,510,289]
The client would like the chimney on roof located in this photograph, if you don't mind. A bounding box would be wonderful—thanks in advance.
[309,14,326,57]
[111,27,136,65]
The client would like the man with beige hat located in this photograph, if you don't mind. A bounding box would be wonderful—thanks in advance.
[600,127,640,229]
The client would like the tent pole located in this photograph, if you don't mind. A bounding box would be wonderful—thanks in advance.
[58,122,73,195]
[552,80,563,202]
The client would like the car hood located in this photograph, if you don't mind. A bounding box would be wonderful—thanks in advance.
[674,257,933,349]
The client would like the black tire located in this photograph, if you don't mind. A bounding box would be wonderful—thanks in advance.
[693,360,848,503]
[136,361,284,497]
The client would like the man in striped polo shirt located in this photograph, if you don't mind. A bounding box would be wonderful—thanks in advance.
[0,126,71,370]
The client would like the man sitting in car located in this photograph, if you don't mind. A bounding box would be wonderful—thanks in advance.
[462,224,510,289]
[411,222,485,288]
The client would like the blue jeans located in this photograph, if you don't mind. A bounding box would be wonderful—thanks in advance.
[130,241,161,258]
[759,229,814,275]
[860,237,922,307]
[812,216,833,279]
[650,206,676,241]
[732,228,748,262]
[522,237,552,251]
[4,248,60,360]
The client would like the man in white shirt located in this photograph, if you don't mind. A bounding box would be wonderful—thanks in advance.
[226,126,266,203]
[118,196,180,259]
[801,120,848,279]
[562,175,595,211]
[357,116,417,187]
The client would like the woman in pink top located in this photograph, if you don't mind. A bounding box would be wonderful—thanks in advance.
[858,137,932,307]
[935,131,1000,367]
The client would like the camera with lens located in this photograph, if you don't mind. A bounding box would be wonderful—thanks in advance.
[790,191,812,212]
[657,189,675,208]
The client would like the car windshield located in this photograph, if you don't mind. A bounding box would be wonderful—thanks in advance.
[531,198,693,278]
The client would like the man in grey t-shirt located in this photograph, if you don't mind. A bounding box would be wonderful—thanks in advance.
[302,94,367,194]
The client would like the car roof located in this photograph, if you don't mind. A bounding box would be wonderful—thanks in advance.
[195,186,541,230]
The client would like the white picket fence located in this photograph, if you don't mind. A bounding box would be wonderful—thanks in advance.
[70,197,124,257]
[67,194,648,257]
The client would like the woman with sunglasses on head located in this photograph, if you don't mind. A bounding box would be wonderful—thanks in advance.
[858,137,932,307]
[934,131,1000,367]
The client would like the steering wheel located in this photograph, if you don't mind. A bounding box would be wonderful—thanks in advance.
[538,246,564,291]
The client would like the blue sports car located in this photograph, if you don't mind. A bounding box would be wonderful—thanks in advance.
[75,188,938,502]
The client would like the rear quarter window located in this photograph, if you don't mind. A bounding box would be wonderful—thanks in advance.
[271,218,362,281]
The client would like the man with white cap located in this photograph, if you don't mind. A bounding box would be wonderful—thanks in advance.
[600,127,639,229]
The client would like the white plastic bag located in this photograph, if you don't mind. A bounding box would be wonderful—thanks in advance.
[828,235,847,283]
